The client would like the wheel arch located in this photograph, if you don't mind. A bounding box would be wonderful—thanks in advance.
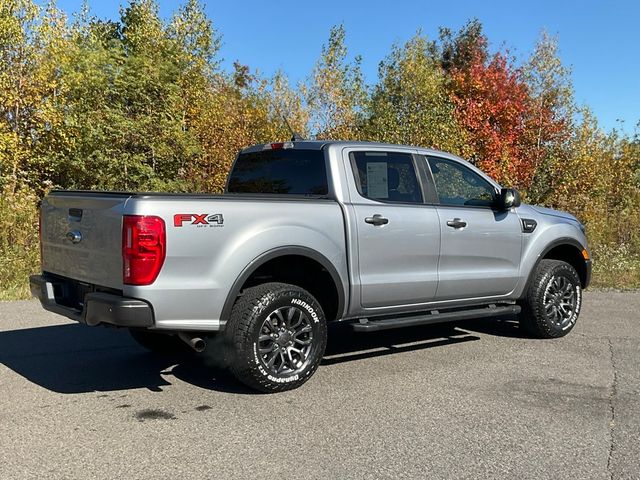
[522,237,591,297]
[220,246,346,325]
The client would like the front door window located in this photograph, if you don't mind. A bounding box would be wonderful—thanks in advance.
[428,157,496,207]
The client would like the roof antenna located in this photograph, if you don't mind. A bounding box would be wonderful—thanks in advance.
[282,116,305,142]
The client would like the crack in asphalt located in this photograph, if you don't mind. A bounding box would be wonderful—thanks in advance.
[606,337,618,480]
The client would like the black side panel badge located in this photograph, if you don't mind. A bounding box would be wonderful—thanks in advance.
[521,218,537,233]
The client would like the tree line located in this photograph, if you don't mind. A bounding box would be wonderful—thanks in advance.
[1,0,639,298]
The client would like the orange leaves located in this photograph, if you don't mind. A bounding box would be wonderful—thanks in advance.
[449,52,535,189]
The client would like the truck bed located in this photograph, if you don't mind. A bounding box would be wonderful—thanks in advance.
[40,191,348,331]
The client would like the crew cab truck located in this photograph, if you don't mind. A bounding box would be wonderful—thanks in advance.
[31,141,592,392]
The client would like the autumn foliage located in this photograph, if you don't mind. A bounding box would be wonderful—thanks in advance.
[450,51,532,187]
[1,1,639,298]
[444,30,571,192]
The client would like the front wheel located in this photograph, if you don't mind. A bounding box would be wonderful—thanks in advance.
[519,259,582,338]
[223,282,327,393]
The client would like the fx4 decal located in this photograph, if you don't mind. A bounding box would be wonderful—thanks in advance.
[174,213,224,227]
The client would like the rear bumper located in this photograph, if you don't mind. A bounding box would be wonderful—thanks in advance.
[29,274,154,328]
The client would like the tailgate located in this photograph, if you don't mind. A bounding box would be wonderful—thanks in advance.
[41,192,131,289]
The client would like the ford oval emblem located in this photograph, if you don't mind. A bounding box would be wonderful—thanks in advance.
[66,230,82,244]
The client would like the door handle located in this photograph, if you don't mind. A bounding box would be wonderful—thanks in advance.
[446,218,467,229]
[365,214,389,226]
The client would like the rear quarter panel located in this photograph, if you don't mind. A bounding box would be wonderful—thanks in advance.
[124,197,347,331]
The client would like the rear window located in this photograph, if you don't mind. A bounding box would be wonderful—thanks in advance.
[350,151,423,203]
[227,149,328,195]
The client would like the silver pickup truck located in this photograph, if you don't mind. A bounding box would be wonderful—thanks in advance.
[31,140,592,392]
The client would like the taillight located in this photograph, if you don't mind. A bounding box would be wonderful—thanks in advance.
[122,215,166,285]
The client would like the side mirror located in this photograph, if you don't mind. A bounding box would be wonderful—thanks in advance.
[496,188,521,210]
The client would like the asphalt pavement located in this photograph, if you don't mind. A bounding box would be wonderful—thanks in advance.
[1,291,638,479]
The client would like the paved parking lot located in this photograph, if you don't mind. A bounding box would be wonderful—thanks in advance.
[1,291,638,479]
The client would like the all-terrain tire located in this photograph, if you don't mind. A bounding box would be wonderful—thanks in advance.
[223,282,327,393]
[519,259,582,338]
[129,329,188,354]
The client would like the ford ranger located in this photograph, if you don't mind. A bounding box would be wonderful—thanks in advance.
[30,141,592,392]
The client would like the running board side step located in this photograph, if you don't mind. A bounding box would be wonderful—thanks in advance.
[351,304,521,332]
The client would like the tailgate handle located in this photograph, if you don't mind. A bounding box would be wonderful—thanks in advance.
[68,208,83,222]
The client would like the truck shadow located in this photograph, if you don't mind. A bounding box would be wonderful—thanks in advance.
[322,323,480,366]
[457,315,526,338]
[0,316,525,395]
[0,324,153,392]
[0,323,253,395]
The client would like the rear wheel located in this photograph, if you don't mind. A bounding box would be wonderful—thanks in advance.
[129,329,187,354]
[519,259,582,338]
[223,282,327,393]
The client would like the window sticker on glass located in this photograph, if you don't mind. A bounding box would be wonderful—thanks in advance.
[367,162,388,199]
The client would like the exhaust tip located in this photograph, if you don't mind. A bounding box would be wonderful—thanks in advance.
[191,338,206,353]
[178,333,206,353]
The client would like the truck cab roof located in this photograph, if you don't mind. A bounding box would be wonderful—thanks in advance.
[240,140,453,158]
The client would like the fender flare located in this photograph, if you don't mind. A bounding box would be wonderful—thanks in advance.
[520,237,590,298]
[219,246,346,324]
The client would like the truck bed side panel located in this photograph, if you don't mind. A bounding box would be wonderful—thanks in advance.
[123,197,347,330]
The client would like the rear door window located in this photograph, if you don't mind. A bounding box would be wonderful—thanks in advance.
[227,149,328,195]
[350,151,423,204]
